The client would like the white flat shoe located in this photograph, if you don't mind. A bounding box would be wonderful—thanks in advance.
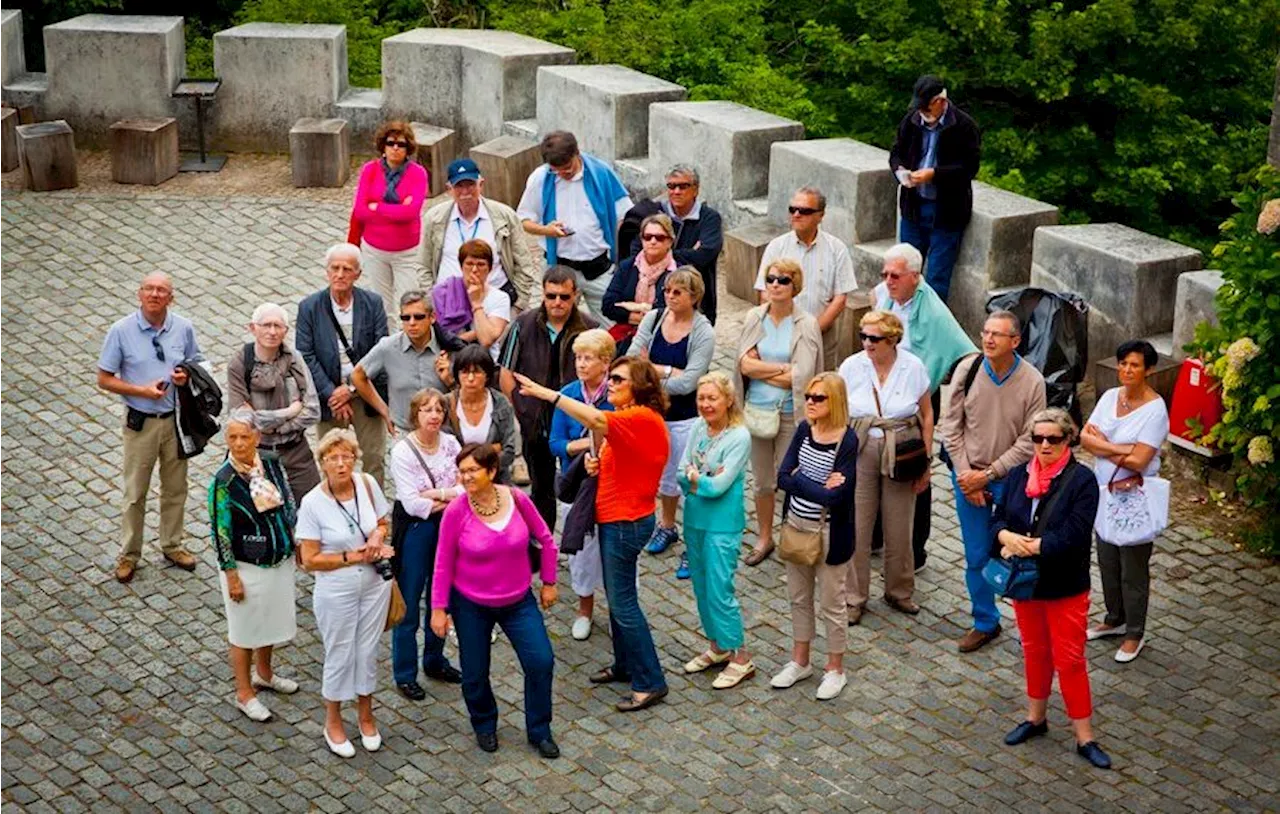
[769,661,814,689]
[360,728,382,752]
[571,616,591,641]
[1114,639,1145,663]
[324,729,355,758]
[235,697,271,722]
[1086,626,1124,641]
[252,670,299,694]
[816,670,848,701]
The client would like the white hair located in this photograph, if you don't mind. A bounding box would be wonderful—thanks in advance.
[884,243,924,274]
[325,242,361,266]
[250,302,288,326]
[226,405,262,431]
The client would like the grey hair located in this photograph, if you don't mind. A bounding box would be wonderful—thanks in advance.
[250,302,288,326]
[665,164,700,185]
[1030,407,1078,444]
[987,309,1022,335]
[324,242,361,266]
[226,405,262,432]
[399,290,434,313]
[884,243,924,274]
[796,185,827,212]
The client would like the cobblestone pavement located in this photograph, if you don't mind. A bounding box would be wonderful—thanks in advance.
[2,190,1279,813]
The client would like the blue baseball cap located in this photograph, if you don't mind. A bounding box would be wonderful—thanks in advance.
[447,158,482,184]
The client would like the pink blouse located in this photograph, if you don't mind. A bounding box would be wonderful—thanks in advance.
[350,160,429,252]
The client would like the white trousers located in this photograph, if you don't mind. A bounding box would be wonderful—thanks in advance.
[559,500,604,598]
[361,240,424,334]
[573,268,615,329]
[314,564,392,702]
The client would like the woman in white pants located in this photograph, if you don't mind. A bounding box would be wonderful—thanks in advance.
[297,428,394,758]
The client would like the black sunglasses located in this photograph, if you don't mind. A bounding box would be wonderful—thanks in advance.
[1031,434,1067,445]
[400,313,429,322]
[608,373,629,385]
[858,332,888,344]
[544,292,574,302]
[151,335,166,362]
[641,233,671,242]
[788,206,821,216]
[803,393,829,403]
[764,274,792,286]
[384,139,409,149]
[666,182,693,191]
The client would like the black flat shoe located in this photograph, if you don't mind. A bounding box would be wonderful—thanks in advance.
[589,667,629,685]
[425,664,463,684]
[616,687,668,712]
[397,681,426,701]
[531,737,560,759]
[1004,719,1048,745]
[476,731,498,753]
[1076,741,1112,769]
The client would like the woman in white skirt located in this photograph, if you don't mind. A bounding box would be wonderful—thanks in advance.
[209,408,301,723]
[297,428,395,758]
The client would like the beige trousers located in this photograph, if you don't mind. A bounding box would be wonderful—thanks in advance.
[786,553,849,653]
[361,240,424,334]
[318,395,386,488]
[821,324,841,373]
[749,410,797,495]
[848,433,916,607]
[119,415,189,564]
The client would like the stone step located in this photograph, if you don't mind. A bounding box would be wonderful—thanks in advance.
[335,87,384,154]
[850,238,896,291]
[502,118,537,140]
[1,71,47,116]
[537,64,685,162]
[1145,332,1174,358]
[733,197,768,219]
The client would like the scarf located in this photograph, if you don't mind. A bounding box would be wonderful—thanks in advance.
[433,276,474,335]
[1025,449,1073,499]
[381,157,407,204]
[876,281,977,392]
[229,453,284,513]
[634,251,676,305]
[540,153,630,265]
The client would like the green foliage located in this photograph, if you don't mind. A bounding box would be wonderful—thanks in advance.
[1189,165,1280,556]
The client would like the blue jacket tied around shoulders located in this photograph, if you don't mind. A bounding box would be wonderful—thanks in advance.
[540,153,630,266]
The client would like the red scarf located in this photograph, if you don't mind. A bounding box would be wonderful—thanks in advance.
[1025,449,1072,499]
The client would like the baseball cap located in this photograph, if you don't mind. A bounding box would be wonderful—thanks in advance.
[447,158,482,184]
[912,75,947,110]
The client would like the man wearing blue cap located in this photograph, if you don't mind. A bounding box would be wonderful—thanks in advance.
[420,158,539,310]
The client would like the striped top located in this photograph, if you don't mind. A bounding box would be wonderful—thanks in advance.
[789,435,838,521]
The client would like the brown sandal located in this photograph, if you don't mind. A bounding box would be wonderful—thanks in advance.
[744,545,774,567]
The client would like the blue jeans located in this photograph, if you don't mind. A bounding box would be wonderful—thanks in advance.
[450,589,554,743]
[952,470,1006,634]
[899,200,964,302]
[599,517,667,694]
[391,516,452,684]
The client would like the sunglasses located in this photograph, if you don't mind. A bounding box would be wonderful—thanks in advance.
[608,374,629,385]
[1031,434,1066,445]
[788,206,821,216]
[641,233,671,242]
[858,332,888,344]
[400,313,429,322]
[666,182,693,191]
[803,393,829,403]
[544,292,574,302]
[384,140,409,149]
[880,270,906,280]
[151,335,166,362]
[764,274,793,286]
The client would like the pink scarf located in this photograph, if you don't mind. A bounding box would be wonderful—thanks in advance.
[1025,449,1072,499]
[634,251,676,305]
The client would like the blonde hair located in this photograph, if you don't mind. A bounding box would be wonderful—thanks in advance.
[315,427,362,464]
[805,372,849,430]
[408,388,447,430]
[639,213,675,241]
[695,371,743,427]
[765,258,804,297]
[664,266,705,307]
[572,327,616,361]
[860,309,905,342]
[1030,407,1078,444]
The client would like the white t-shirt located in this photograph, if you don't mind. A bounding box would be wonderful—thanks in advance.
[456,390,494,445]
[437,202,508,289]
[390,434,461,520]
[296,476,390,553]
[477,288,512,361]
[1087,388,1170,485]
[839,349,930,426]
[517,164,633,261]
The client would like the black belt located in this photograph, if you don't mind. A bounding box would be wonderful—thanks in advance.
[558,252,612,280]
[135,410,174,420]
[260,436,304,452]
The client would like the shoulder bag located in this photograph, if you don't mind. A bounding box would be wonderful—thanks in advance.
[350,473,405,631]
[1095,460,1170,546]
[871,386,929,482]
[777,428,846,567]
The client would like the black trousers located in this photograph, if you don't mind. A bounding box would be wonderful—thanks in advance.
[524,437,558,533]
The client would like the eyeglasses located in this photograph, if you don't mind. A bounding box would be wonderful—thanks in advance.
[981,329,1018,339]
[544,292,574,302]
[788,206,821,216]
[641,233,671,242]
[324,454,356,463]
[858,332,888,344]
[880,270,907,280]
[666,182,693,191]
[764,274,792,286]
[140,285,172,295]
[608,374,629,385]
[1031,434,1066,446]
[151,335,166,362]
[803,393,829,403]
[400,313,429,322]
[384,140,409,149]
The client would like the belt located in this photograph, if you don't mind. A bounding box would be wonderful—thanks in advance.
[260,436,304,452]
[139,410,174,420]
[558,252,611,279]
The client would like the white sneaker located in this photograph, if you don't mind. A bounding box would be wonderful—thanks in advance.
[1114,638,1145,663]
[571,616,591,641]
[491,628,499,644]
[816,670,848,701]
[324,729,355,758]
[235,696,272,722]
[769,661,814,689]
[252,670,299,694]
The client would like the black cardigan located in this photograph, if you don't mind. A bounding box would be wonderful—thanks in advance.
[777,421,859,566]
[601,256,670,326]
[888,104,981,232]
[989,458,1099,600]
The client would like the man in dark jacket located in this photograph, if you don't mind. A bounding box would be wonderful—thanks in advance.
[498,265,598,529]
[619,164,724,323]
[889,75,981,303]
[296,243,389,485]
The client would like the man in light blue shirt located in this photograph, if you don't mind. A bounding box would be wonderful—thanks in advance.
[97,272,205,583]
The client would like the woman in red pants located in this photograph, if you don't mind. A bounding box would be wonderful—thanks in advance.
[989,407,1110,769]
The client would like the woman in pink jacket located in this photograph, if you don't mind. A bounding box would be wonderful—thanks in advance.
[349,120,429,331]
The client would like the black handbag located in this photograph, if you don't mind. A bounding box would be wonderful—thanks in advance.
[872,387,930,482]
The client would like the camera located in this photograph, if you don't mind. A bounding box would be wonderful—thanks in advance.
[372,557,394,581]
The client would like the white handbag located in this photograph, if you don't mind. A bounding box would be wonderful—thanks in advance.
[1095,472,1170,546]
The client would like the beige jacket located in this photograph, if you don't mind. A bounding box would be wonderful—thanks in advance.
[419,197,538,309]
[734,305,823,411]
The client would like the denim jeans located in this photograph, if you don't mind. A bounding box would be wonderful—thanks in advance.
[599,517,667,694]
[899,200,964,302]
[952,470,1006,634]
[391,516,452,684]
[450,589,555,743]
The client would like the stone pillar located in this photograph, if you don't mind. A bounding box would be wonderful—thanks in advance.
[767,139,897,246]
[535,64,685,162]
[469,135,541,208]
[1171,270,1225,360]
[411,122,459,197]
[17,120,77,191]
[723,221,785,304]
[2,9,25,87]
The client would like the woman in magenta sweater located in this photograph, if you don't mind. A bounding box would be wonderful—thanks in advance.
[430,442,561,759]
[349,120,429,332]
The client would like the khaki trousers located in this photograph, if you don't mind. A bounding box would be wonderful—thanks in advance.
[119,416,189,564]
[318,396,386,487]
[821,324,841,373]
[786,555,849,653]
[848,434,916,607]
[361,240,425,335]
[749,410,797,496]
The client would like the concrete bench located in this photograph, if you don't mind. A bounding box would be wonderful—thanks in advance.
[289,117,350,188]
[723,220,784,304]
[16,119,77,190]
[767,139,897,246]
[411,121,459,197]
[536,64,685,162]
[469,135,540,208]
[109,117,178,185]
[1171,270,1224,360]
[1,106,17,172]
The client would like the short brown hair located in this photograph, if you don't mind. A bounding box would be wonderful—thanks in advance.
[664,266,705,307]
[456,441,500,476]
[408,388,447,430]
[611,356,668,416]
[375,120,417,157]
[458,239,493,267]
[540,131,579,167]
[765,258,804,297]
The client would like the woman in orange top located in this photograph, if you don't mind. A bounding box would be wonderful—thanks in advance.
[515,357,671,712]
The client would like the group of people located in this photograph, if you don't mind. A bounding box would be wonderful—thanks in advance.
[96,76,1172,771]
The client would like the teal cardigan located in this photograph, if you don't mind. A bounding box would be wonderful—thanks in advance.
[677,421,751,533]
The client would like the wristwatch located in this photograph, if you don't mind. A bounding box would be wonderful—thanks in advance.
[984,467,997,483]
[341,551,348,564]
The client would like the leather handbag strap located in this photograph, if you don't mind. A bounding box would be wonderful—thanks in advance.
[871,385,884,418]
[405,438,438,489]
[323,300,360,369]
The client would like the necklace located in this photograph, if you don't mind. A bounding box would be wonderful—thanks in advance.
[469,488,500,517]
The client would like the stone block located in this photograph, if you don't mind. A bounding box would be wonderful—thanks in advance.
[335,87,384,155]
[1171,270,1225,360]
[17,119,77,191]
[851,238,895,292]
[1030,223,1203,367]
[832,291,876,369]
[948,182,1059,335]
[42,15,184,144]
[1,106,17,172]
[649,101,803,221]
[614,156,659,201]
[767,139,896,245]
[382,29,574,148]
[502,118,538,140]
[2,76,46,120]
[723,220,785,304]
[2,9,25,86]
[410,121,459,197]
[109,117,178,185]
[1095,353,1181,408]
[469,135,540,208]
[214,23,347,152]
[289,117,349,188]
[536,64,684,161]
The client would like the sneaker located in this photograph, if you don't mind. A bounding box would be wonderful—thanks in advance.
[645,525,678,555]
[236,696,272,722]
[511,458,531,486]
[251,670,299,694]
[815,670,847,701]
[675,553,690,580]
[571,616,591,641]
[769,661,814,689]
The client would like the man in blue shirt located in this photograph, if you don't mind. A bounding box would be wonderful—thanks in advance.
[97,272,206,583]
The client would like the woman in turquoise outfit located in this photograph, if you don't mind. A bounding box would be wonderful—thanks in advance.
[678,371,755,689]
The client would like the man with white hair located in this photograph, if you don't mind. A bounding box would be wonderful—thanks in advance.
[889,74,981,302]
[296,244,390,485]
[753,185,858,370]
[226,302,322,497]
